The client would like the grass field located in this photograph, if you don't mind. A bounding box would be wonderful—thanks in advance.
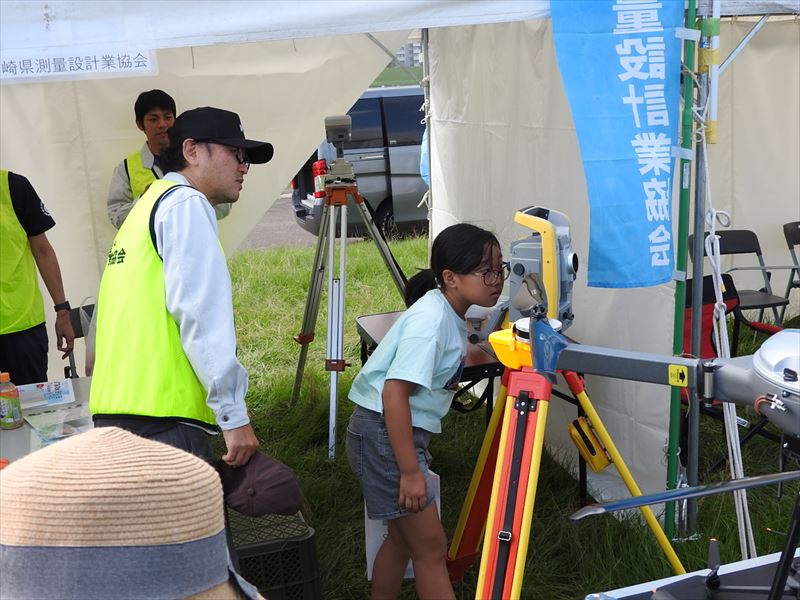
[228,236,799,599]
[371,66,423,88]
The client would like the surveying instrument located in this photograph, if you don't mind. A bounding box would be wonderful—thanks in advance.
[444,207,800,597]
[291,115,406,459]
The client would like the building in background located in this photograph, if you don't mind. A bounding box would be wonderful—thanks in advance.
[394,42,422,67]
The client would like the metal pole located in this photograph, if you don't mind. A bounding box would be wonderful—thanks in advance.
[687,71,710,533]
[421,27,433,258]
[719,15,768,74]
[665,0,697,540]
[354,197,407,296]
[325,202,346,460]
[291,202,331,403]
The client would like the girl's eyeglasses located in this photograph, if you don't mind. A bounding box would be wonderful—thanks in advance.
[473,262,510,286]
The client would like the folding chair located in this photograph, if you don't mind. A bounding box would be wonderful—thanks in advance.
[689,229,790,353]
[779,221,800,323]
[682,273,738,361]
[65,302,95,379]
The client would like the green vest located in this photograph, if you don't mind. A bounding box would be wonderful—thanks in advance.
[126,148,158,201]
[90,179,216,425]
[0,170,45,335]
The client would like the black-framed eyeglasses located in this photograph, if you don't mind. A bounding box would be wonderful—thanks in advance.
[199,140,250,166]
[473,261,510,286]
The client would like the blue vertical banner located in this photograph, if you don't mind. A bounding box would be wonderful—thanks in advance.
[551,0,683,288]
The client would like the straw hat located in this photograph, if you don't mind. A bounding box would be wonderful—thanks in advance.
[0,427,263,600]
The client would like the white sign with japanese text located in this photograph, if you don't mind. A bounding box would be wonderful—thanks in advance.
[1,47,156,83]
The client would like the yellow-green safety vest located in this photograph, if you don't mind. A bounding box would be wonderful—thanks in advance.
[126,148,158,201]
[90,179,215,425]
[0,170,45,335]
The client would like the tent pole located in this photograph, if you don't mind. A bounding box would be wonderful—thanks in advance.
[719,15,768,74]
[687,65,711,537]
[666,0,698,542]
[421,27,433,257]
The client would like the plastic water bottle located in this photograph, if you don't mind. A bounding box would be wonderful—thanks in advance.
[0,372,23,430]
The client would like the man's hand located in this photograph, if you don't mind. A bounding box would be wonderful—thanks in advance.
[221,423,260,466]
[54,310,75,358]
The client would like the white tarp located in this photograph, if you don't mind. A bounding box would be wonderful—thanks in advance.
[429,17,799,500]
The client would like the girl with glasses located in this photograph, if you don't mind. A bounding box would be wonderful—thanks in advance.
[346,223,504,600]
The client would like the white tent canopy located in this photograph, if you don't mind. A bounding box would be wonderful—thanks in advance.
[3,0,797,53]
[2,0,798,502]
[1,1,550,51]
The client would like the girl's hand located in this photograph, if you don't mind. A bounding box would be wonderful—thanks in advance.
[399,470,427,513]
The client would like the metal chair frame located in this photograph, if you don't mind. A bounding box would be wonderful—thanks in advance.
[689,229,790,328]
[779,221,800,323]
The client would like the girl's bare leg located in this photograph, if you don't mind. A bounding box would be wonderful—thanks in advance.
[389,503,455,600]
[370,529,411,600]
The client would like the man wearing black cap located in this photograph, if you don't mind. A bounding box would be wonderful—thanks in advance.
[90,107,273,467]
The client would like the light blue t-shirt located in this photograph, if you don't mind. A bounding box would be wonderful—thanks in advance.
[349,289,467,433]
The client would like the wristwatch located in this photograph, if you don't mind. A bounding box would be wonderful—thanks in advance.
[54,301,71,313]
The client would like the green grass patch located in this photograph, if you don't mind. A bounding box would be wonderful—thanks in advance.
[371,66,423,88]
[229,237,799,599]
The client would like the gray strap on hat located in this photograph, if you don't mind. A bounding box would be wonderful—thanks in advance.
[1,530,259,600]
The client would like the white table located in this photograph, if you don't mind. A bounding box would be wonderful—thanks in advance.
[0,376,92,463]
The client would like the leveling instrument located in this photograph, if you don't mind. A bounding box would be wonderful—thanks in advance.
[291,115,406,459]
[445,206,800,597]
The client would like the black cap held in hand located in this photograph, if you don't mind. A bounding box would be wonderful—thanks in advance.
[217,451,303,517]
[169,106,274,164]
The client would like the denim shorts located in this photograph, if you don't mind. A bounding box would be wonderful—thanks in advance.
[346,405,435,520]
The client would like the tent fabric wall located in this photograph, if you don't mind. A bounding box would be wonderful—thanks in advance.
[428,18,800,502]
[707,19,800,308]
[0,30,410,380]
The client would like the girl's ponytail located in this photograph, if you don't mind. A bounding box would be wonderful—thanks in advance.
[404,269,437,307]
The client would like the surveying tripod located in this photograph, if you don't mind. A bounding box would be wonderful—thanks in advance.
[445,319,687,598]
[291,152,406,459]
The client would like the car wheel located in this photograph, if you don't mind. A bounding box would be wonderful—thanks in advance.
[376,202,401,240]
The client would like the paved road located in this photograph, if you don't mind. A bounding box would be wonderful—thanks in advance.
[238,192,317,250]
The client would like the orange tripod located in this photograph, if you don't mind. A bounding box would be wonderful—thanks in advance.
[446,325,685,597]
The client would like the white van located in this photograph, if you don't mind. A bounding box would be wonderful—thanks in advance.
[291,85,428,238]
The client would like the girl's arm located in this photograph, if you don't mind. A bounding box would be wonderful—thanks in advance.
[383,378,428,513]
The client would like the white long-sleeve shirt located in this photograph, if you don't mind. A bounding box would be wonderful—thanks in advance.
[152,172,249,430]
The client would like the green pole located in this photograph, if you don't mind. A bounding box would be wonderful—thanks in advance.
[665,0,698,541]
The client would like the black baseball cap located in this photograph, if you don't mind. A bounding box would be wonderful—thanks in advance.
[168,106,274,164]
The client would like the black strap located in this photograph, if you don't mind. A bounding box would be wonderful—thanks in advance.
[148,184,192,259]
[491,390,536,599]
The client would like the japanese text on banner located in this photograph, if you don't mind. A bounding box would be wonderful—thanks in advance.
[552,0,682,288]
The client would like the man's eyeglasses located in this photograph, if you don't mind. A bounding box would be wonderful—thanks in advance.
[230,146,249,166]
[473,262,510,286]
[199,140,250,166]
